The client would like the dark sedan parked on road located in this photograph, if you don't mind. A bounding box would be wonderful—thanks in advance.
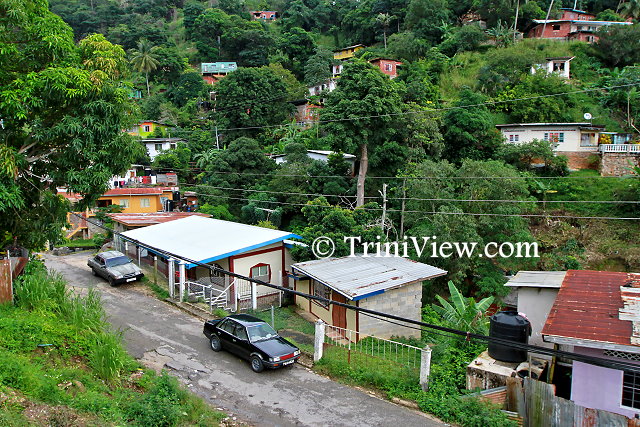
[87,251,144,286]
[203,314,300,372]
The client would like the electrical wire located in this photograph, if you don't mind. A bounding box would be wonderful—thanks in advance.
[70,212,640,373]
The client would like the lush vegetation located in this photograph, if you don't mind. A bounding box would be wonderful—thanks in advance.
[0,260,224,425]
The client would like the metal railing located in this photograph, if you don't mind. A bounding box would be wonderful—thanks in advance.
[323,324,424,372]
[600,144,640,153]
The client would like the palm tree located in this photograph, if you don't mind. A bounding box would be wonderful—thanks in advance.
[130,39,160,96]
[376,13,395,49]
[194,149,218,169]
[432,281,494,334]
[620,0,640,19]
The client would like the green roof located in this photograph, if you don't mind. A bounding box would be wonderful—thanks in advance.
[201,62,238,74]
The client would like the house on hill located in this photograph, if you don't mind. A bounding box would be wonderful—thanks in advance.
[250,11,277,20]
[528,8,631,43]
[96,187,179,213]
[200,62,237,84]
[127,121,169,137]
[531,56,574,79]
[291,255,446,340]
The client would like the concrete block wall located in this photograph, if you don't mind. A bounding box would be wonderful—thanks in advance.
[600,153,640,176]
[556,151,598,170]
[358,282,422,340]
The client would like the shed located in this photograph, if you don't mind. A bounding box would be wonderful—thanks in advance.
[291,255,446,340]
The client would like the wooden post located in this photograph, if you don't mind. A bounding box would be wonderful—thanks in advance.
[153,256,158,285]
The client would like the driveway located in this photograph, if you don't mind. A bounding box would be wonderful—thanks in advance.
[44,252,443,427]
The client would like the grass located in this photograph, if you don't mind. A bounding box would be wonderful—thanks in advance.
[247,306,315,336]
[2,260,225,425]
[61,239,98,249]
[141,276,170,300]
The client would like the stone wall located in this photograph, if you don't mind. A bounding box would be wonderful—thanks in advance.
[555,151,598,170]
[358,281,422,340]
[600,153,640,176]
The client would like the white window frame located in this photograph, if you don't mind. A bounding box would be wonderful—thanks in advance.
[119,199,130,208]
[140,198,150,208]
[143,125,151,133]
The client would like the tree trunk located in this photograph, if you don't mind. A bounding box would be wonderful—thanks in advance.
[356,144,368,207]
[145,72,150,97]
[383,30,387,49]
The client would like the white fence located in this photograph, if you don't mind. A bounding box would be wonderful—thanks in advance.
[313,320,431,391]
[600,144,640,153]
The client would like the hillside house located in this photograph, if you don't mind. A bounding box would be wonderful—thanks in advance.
[127,121,169,137]
[117,216,301,309]
[291,255,446,340]
[200,62,237,84]
[293,101,322,127]
[333,44,365,60]
[250,11,277,20]
[542,270,640,418]
[96,187,179,213]
[271,149,356,174]
[141,137,184,160]
[308,78,337,97]
[369,58,402,79]
[528,8,631,43]
[531,56,574,79]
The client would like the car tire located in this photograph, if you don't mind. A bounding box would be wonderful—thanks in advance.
[210,335,222,352]
[91,268,97,276]
[250,355,264,373]
[108,277,116,287]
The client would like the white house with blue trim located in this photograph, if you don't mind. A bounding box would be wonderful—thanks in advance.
[291,255,446,340]
[117,216,301,305]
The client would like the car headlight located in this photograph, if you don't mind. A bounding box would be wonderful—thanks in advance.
[270,356,281,362]
[115,274,123,279]
[294,350,300,356]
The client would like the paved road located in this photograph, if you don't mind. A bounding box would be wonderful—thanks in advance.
[44,252,442,427]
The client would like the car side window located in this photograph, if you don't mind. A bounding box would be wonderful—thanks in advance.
[95,256,105,266]
[235,325,248,341]
[219,319,236,334]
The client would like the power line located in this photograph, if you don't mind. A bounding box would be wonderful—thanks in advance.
[71,211,640,373]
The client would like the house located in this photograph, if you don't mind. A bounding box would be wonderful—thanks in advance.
[108,212,210,233]
[271,149,356,173]
[141,137,184,161]
[531,56,574,79]
[96,187,179,213]
[200,62,237,84]
[333,44,366,61]
[117,216,302,308]
[460,11,486,29]
[504,271,566,351]
[292,101,322,128]
[250,11,277,20]
[528,8,631,43]
[542,270,640,418]
[127,121,169,138]
[496,122,606,169]
[368,58,402,79]
[291,255,446,340]
[308,79,337,97]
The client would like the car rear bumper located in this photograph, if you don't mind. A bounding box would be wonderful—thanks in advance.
[264,355,301,369]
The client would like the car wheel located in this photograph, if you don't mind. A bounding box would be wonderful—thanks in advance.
[91,268,97,276]
[250,355,264,373]
[210,335,222,352]
[108,277,116,287]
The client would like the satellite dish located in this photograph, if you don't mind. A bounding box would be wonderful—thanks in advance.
[584,113,592,120]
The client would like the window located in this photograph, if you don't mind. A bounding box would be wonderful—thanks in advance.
[170,144,176,149]
[509,134,519,143]
[143,125,151,132]
[552,24,560,31]
[251,264,270,280]
[219,319,236,334]
[384,63,393,71]
[623,371,640,409]
[140,198,150,208]
[154,143,162,151]
[544,132,564,144]
[577,25,583,31]
[234,324,248,341]
[312,280,331,309]
[119,199,129,208]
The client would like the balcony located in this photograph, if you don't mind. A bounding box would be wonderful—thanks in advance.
[599,144,640,154]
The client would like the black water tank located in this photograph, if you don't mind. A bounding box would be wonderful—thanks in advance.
[488,311,531,363]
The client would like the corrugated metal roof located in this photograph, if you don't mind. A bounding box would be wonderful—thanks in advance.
[542,270,640,346]
[292,255,446,300]
[201,62,237,74]
[504,271,567,288]
[121,216,301,268]
[108,212,209,227]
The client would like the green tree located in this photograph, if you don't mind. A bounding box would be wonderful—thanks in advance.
[433,281,494,334]
[405,0,452,44]
[322,61,403,206]
[621,0,640,19]
[304,47,334,86]
[439,25,488,56]
[0,0,141,250]
[130,38,160,96]
[376,13,396,49]
[593,24,640,67]
[168,70,209,107]
[265,63,307,101]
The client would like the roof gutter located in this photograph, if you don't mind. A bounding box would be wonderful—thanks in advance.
[543,334,640,354]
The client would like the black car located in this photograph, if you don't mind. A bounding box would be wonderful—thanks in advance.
[87,251,144,286]
[203,314,300,372]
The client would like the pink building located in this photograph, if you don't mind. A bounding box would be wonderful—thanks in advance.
[368,58,402,79]
[250,11,277,20]
[528,8,632,43]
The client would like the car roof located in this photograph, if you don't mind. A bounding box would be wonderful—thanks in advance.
[227,314,267,325]
[98,251,127,259]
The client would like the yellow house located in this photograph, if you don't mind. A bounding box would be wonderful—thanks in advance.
[126,121,169,138]
[97,187,177,213]
[333,44,366,60]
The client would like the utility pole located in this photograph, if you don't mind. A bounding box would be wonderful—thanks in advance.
[514,0,520,43]
[379,183,388,233]
[400,178,406,237]
[541,0,555,39]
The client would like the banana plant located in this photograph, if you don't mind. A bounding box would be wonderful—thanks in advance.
[432,281,494,334]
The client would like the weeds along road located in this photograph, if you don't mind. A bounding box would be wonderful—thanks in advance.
[44,252,442,427]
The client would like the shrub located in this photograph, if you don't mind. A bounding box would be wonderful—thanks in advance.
[125,373,184,426]
[88,332,130,382]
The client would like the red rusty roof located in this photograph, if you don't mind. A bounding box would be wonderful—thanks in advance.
[542,270,640,346]
[108,212,209,227]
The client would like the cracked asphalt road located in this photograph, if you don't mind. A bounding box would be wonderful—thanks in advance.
[44,252,443,427]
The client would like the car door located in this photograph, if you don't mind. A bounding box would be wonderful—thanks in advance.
[217,319,240,355]
[233,324,252,360]
[95,256,107,278]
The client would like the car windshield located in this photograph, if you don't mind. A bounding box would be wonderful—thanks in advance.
[105,256,131,267]
[247,323,278,343]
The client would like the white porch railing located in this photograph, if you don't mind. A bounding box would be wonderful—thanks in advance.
[600,144,640,153]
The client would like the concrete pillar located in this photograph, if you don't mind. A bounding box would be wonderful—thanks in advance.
[168,258,175,298]
[251,281,257,310]
[179,261,186,302]
[420,345,432,392]
[314,320,326,362]
[153,256,158,285]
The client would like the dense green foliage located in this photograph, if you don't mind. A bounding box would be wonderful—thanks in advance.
[0,261,223,425]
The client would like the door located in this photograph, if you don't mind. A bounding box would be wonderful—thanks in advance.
[217,319,239,354]
[332,292,347,330]
[233,324,252,360]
